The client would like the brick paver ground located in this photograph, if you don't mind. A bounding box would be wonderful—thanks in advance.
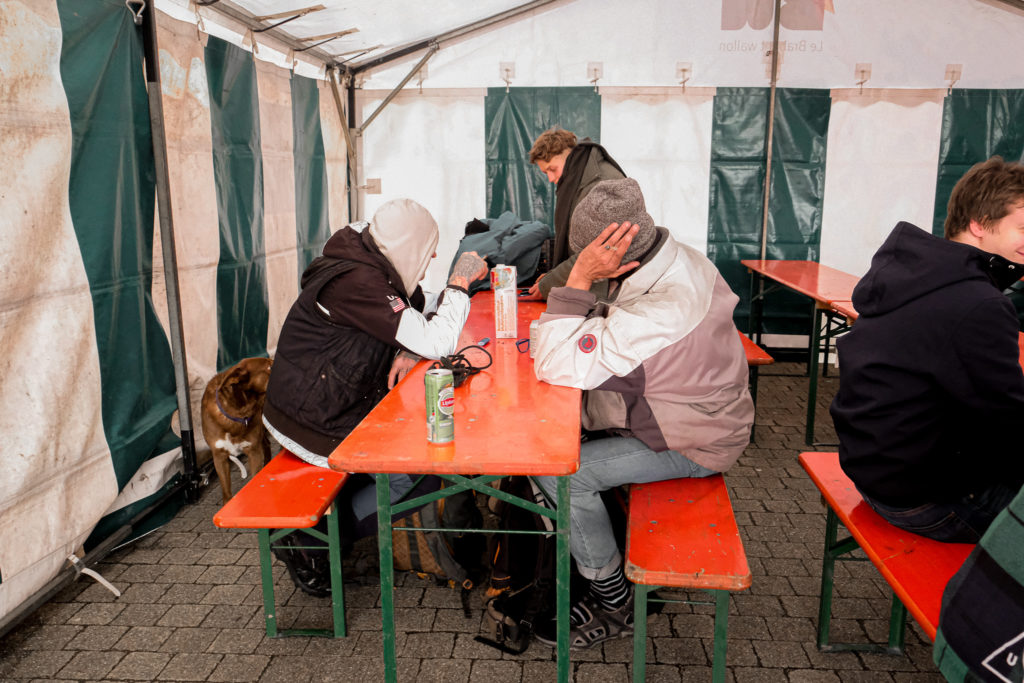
[0,363,945,682]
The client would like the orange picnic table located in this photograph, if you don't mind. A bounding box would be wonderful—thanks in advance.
[329,289,581,682]
[742,260,861,444]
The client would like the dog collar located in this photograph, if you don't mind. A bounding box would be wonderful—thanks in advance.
[216,391,251,427]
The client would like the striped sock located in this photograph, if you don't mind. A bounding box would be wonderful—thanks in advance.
[588,565,630,610]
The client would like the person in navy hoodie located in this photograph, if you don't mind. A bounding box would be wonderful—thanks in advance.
[830,157,1024,543]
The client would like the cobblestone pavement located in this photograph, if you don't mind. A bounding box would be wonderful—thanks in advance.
[0,363,945,682]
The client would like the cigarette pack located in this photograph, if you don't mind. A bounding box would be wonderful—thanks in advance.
[490,265,518,339]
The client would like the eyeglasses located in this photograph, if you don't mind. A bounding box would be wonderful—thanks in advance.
[515,338,530,353]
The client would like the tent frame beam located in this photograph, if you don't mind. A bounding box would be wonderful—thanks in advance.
[347,0,565,75]
[195,0,338,64]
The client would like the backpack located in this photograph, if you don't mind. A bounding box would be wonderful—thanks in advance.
[474,475,632,654]
[391,486,484,597]
[475,476,558,654]
[933,485,1024,683]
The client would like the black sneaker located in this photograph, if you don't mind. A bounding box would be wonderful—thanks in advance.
[534,590,634,650]
[272,532,331,598]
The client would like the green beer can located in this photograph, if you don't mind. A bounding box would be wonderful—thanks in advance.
[425,368,455,443]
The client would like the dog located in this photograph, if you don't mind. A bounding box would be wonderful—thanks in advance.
[200,357,274,502]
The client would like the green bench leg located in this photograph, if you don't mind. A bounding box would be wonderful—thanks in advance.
[632,586,732,682]
[257,528,278,638]
[816,506,906,654]
[326,507,347,638]
[632,584,653,683]
[256,519,347,639]
[712,590,730,683]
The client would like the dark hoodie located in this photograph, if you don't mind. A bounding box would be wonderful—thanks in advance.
[829,222,1024,506]
[263,226,426,456]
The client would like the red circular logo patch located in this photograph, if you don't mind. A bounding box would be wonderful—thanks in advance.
[578,334,597,353]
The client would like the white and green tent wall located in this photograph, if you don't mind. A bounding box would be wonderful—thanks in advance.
[2,0,1024,627]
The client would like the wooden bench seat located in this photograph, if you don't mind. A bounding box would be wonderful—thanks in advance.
[738,331,773,408]
[798,452,973,652]
[214,449,350,638]
[625,475,751,682]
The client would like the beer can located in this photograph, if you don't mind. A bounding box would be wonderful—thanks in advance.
[425,368,455,443]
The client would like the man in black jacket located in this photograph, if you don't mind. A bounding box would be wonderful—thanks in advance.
[527,127,626,298]
[830,157,1024,543]
[262,199,487,593]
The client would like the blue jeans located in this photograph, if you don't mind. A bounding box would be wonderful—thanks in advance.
[861,482,1022,544]
[534,436,717,580]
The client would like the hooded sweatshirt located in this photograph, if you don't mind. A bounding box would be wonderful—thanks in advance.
[829,222,1024,506]
[263,200,470,463]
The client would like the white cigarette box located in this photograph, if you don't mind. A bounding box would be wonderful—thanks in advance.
[491,265,517,339]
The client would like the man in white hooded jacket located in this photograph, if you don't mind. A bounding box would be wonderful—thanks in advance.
[262,198,486,594]
[531,179,753,649]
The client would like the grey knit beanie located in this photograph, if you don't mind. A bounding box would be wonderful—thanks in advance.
[568,178,657,262]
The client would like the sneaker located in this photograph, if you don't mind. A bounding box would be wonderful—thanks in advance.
[272,532,331,598]
[534,590,634,650]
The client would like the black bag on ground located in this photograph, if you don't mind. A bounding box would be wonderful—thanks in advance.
[475,476,558,654]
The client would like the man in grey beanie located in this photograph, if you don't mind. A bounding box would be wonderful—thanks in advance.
[531,178,754,649]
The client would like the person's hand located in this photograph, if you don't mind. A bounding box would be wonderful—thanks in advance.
[565,222,640,291]
[448,251,488,290]
[387,350,420,389]
[527,273,546,297]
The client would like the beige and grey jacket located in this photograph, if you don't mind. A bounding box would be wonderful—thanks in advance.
[533,228,753,473]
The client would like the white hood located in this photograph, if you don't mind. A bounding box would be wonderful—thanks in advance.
[367,199,439,297]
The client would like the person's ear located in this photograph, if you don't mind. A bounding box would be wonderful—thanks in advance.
[967,219,988,238]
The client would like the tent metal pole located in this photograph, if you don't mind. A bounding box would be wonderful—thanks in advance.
[758,0,782,261]
[347,78,359,221]
[356,44,438,136]
[348,0,564,75]
[327,67,360,224]
[140,3,201,503]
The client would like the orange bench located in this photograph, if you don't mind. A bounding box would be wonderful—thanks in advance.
[626,475,751,683]
[213,449,350,638]
[798,452,973,652]
[739,331,773,407]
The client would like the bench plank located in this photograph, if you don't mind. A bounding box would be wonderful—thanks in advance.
[738,331,773,366]
[214,450,349,529]
[626,475,751,590]
[799,452,972,641]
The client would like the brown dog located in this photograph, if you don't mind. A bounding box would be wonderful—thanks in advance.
[200,357,274,502]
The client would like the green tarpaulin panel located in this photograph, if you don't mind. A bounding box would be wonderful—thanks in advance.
[291,74,331,279]
[707,87,830,335]
[933,89,1024,236]
[485,87,601,226]
[205,36,269,370]
[57,0,178,490]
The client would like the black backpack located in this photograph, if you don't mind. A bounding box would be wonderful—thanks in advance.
[474,475,632,654]
[475,476,559,654]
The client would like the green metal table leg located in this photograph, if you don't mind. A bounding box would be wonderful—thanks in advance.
[377,474,398,683]
[257,528,278,638]
[556,475,571,682]
[326,506,346,638]
[712,590,730,683]
[632,584,651,683]
[805,305,823,445]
